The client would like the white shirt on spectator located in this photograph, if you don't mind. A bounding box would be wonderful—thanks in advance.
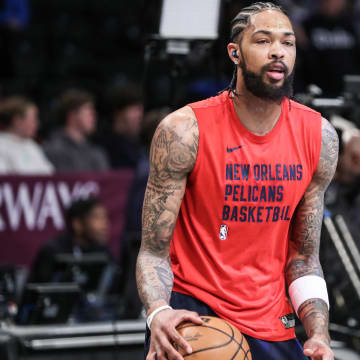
[0,132,54,174]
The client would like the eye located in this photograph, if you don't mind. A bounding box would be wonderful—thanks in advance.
[256,39,269,44]
[284,40,295,47]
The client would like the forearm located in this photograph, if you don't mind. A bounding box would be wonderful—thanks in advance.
[286,256,329,337]
[286,260,330,346]
[286,231,331,343]
[285,188,324,283]
[298,298,330,344]
[286,254,323,282]
[136,250,174,314]
[137,178,181,314]
[286,193,329,343]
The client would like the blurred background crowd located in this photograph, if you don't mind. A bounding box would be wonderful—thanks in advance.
[0,0,360,357]
[2,0,360,175]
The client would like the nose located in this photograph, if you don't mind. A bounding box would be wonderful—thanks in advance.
[268,41,285,60]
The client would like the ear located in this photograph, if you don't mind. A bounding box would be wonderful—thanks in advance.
[227,43,240,65]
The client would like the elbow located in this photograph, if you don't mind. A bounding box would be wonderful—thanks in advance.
[285,255,323,284]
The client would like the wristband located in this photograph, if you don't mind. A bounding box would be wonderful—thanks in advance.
[146,305,172,329]
[289,275,329,316]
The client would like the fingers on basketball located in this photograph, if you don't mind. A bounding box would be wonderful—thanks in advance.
[175,310,203,326]
[175,316,252,360]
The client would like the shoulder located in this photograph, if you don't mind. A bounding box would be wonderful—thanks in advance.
[43,132,67,151]
[26,139,44,152]
[0,134,11,151]
[289,99,321,117]
[150,106,199,175]
[155,106,198,144]
[35,234,72,260]
[313,117,339,188]
[320,117,339,156]
[88,142,107,157]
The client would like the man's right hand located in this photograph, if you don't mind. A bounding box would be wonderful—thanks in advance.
[147,308,203,360]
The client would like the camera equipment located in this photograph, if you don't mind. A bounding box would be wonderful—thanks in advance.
[296,75,360,127]
[53,253,110,294]
[16,283,80,325]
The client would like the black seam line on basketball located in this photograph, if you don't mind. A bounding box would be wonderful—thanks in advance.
[177,324,241,346]
[231,336,249,360]
[182,322,249,359]
[220,321,248,360]
[244,349,251,360]
[181,324,234,357]
[223,321,247,360]
[182,334,234,358]
[181,324,241,358]
[225,322,241,360]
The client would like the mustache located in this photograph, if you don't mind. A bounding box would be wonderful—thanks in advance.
[262,60,289,76]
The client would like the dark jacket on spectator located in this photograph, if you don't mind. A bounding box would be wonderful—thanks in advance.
[44,131,109,172]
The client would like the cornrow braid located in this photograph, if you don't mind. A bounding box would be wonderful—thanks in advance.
[223,2,288,94]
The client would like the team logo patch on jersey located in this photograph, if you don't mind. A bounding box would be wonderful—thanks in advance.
[280,313,296,329]
[219,224,228,240]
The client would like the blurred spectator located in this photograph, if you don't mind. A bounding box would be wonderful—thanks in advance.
[280,0,317,24]
[325,124,360,241]
[97,84,143,169]
[44,89,109,172]
[322,125,360,324]
[28,198,118,322]
[29,198,111,284]
[0,0,29,81]
[122,107,170,238]
[295,0,360,96]
[0,96,54,174]
[335,129,360,185]
[120,107,169,319]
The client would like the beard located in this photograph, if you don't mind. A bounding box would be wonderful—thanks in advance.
[240,60,294,102]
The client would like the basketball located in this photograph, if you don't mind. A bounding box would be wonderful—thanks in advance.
[175,316,252,360]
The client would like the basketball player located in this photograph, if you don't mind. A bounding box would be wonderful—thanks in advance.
[136,2,338,360]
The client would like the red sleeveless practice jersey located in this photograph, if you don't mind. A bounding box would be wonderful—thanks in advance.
[170,91,322,341]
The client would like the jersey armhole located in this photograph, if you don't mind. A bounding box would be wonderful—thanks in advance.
[311,115,323,177]
[187,109,201,183]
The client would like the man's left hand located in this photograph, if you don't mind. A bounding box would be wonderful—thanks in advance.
[303,338,334,360]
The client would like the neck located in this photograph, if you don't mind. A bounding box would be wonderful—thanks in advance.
[232,82,284,136]
[64,125,86,143]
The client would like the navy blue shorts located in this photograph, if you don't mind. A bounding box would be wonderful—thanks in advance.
[144,292,309,360]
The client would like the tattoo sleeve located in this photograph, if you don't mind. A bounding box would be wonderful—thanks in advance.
[286,118,339,343]
[136,107,199,314]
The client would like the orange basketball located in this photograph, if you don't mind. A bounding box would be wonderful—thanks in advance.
[175,316,252,360]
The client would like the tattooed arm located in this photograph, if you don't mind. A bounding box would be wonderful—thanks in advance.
[286,118,338,359]
[136,106,202,360]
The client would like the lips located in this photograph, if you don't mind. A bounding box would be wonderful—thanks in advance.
[266,62,286,81]
[268,63,285,72]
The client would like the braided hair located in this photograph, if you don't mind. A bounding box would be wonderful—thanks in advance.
[225,2,288,93]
